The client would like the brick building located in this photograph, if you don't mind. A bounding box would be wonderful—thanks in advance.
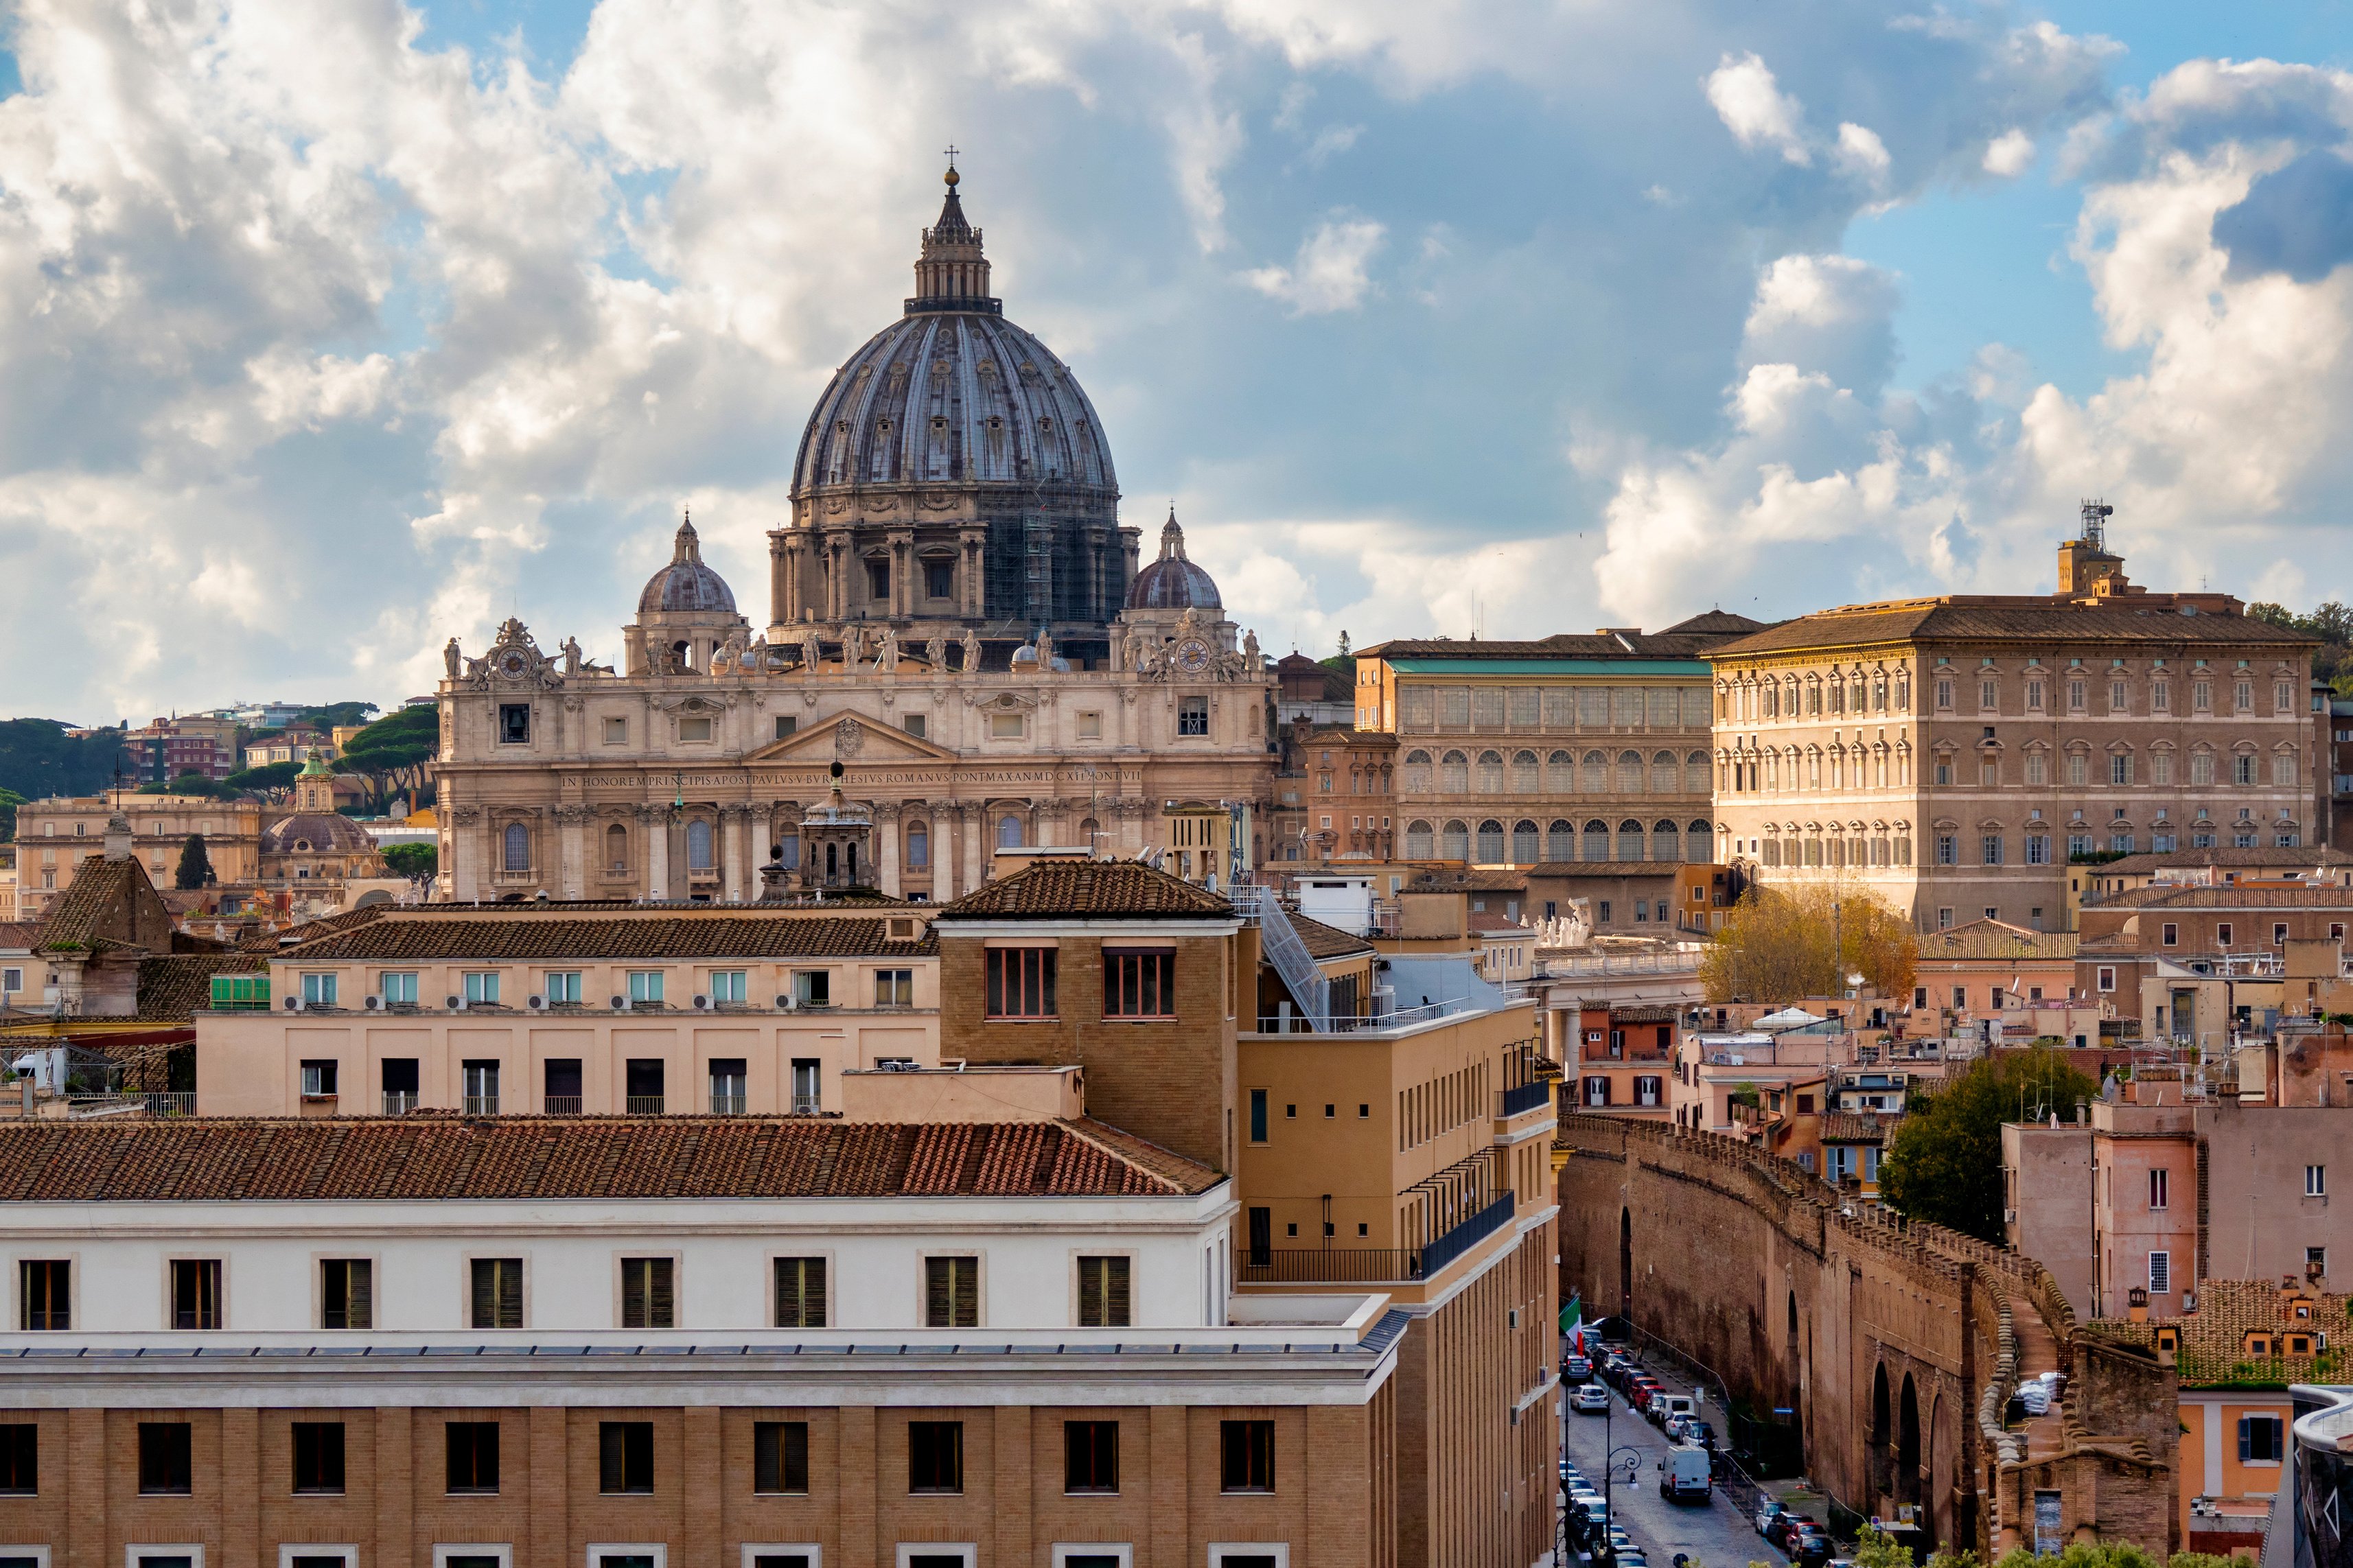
[1708,508,2319,931]
[15,794,262,920]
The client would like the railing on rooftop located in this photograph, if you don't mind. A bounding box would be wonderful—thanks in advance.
[710,1092,747,1116]
[382,1092,418,1116]
[1235,1191,1518,1285]
[626,1095,665,1115]
[1253,994,1488,1034]
[462,1094,499,1116]
[1536,947,1708,981]
[142,1092,196,1119]
[543,1095,583,1116]
[1498,1079,1553,1118]
[1238,887,1329,1033]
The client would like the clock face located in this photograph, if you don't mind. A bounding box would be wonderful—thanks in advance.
[1175,637,1212,674]
[497,651,529,679]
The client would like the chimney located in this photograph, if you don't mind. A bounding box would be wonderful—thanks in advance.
[103,808,133,863]
[2126,1285,2149,1322]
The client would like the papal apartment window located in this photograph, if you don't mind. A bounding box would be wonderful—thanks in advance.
[754,1420,810,1494]
[1103,948,1174,1019]
[0,1423,33,1496]
[1178,696,1209,737]
[599,1421,654,1494]
[138,1421,192,1495]
[1220,1420,1275,1493]
[621,1257,675,1329]
[775,1257,828,1327]
[925,1256,980,1328]
[445,1420,500,1494]
[985,948,1056,1019]
[470,1258,523,1329]
[1076,1256,1131,1328]
[1065,1420,1118,1494]
[292,1421,347,1495]
[2242,1414,2285,1463]
[321,1259,372,1329]
[171,1259,222,1329]
[908,1420,964,1494]
[2309,1165,2328,1197]
[20,1260,67,1330]
[874,968,914,1007]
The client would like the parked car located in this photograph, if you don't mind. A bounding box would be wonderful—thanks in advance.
[1566,1352,1592,1380]
[1573,1383,1612,1413]
[1656,1394,1697,1427]
[1630,1379,1665,1413]
[1755,1500,1786,1536]
[1686,1420,1719,1450]
[1769,1515,1817,1552]
[1658,1444,1713,1503]
[1792,1528,1833,1567]
[1661,1414,1691,1442]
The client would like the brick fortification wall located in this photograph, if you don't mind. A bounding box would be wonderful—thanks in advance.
[1555,1114,2173,1557]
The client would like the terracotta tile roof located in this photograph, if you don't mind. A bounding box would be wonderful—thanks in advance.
[1916,918,2079,962]
[250,905,395,951]
[2091,1278,2351,1385]
[36,856,145,952]
[1822,1110,1899,1143]
[2091,883,2353,911]
[1468,912,1533,935]
[1522,862,1679,877]
[1287,913,1377,960]
[1405,869,1529,893]
[269,912,938,962]
[0,923,45,950]
[2089,846,2353,879]
[1358,622,1763,660]
[135,954,270,1020]
[934,861,1233,920]
[1711,598,2317,659]
[0,1114,1223,1202]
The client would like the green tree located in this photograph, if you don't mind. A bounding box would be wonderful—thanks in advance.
[382,842,437,879]
[336,705,437,812]
[174,834,214,890]
[0,718,126,802]
[221,761,301,796]
[0,785,21,842]
[1880,1050,2099,1241]
[1701,879,1918,1003]
[293,700,381,732]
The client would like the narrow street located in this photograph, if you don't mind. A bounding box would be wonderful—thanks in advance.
[1558,1359,1784,1568]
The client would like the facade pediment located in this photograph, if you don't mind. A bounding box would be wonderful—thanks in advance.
[745,711,956,764]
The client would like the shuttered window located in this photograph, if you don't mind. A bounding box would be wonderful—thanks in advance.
[321,1259,371,1329]
[621,1257,674,1329]
[754,1421,810,1493]
[775,1257,828,1327]
[470,1258,523,1329]
[1076,1256,1131,1327]
[925,1256,980,1328]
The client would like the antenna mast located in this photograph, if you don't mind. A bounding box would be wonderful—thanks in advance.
[2080,498,2113,554]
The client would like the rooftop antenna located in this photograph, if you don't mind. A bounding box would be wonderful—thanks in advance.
[2080,498,2113,553]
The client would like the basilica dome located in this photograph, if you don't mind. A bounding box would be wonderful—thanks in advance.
[260,812,375,856]
[638,517,737,616]
[1126,510,1222,611]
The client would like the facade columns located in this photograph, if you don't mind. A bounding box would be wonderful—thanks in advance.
[721,804,747,902]
[747,804,774,893]
[959,529,986,619]
[876,803,901,898]
[641,806,670,901]
[449,805,481,902]
[555,805,586,900]
[889,531,914,619]
[927,803,954,902]
[962,801,986,888]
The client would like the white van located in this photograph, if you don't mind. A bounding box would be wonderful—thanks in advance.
[1655,1393,1697,1426]
[1658,1444,1711,1503]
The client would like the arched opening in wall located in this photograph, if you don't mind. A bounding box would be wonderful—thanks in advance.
[1870,1362,1892,1501]
[1897,1372,1921,1506]
[1922,1391,1941,1549]
[502,822,530,873]
[673,640,694,672]
[1787,1291,1805,1456]
[1619,1208,1634,1321]
[605,822,629,875]
[997,814,1024,849]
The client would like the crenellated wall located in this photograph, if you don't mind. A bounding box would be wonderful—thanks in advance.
[1555,1114,2172,1557]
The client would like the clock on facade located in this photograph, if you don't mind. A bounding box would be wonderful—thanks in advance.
[1174,637,1212,675]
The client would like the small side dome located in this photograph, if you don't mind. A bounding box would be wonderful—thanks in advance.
[1126,508,1222,611]
[262,812,375,854]
[638,513,738,615]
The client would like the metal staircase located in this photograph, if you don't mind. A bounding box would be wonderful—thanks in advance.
[1240,886,1328,1033]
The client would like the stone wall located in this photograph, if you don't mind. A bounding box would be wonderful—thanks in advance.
[1556,1114,2172,1556]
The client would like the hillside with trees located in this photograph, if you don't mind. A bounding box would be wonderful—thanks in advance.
[2249,600,2353,691]
[0,719,126,830]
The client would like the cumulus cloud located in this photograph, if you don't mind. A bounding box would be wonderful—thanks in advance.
[1984,128,2037,175]
[1242,216,1387,314]
[1707,51,1812,164]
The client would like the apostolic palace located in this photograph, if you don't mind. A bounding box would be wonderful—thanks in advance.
[430,169,1276,902]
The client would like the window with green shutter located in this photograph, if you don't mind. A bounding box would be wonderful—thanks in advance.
[924,1256,979,1328]
[1076,1256,1130,1327]
[470,1258,522,1329]
[775,1257,827,1327]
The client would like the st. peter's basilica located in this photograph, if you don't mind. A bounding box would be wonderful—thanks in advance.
[430,167,1276,902]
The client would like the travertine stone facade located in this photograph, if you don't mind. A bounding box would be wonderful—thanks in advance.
[15,794,260,918]
[1707,522,2319,931]
[1353,617,1760,870]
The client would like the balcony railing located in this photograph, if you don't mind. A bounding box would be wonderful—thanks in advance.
[544,1095,582,1116]
[382,1092,418,1116]
[710,1092,747,1115]
[626,1095,664,1115]
[1420,1191,1516,1276]
[463,1094,499,1116]
[791,1096,822,1115]
[1237,1191,1519,1285]
[1498,1079,1553,1118]
[144,1092,196,1119]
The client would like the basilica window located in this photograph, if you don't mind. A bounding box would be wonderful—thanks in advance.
[906,823,929,869]
[687,819,715,871]
[866,559,890,600]
[997,815,1024,850]
[924,559,955,600]
[1179,697,1209,737]
[989,713,1025,739]
[502,823,530,873]
[1476,821,1505,861]
[603,717,627,745]
[605,823,629,874]
[1616,821,1645,862]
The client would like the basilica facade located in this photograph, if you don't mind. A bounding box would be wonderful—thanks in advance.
[430,171,1275,902]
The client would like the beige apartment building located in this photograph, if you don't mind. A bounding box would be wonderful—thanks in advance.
[1707,512,2319,931]
[1352,616,1762,876]
[14,792,262,918]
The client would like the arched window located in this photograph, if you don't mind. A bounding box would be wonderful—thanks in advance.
[1617,819,1644,861]
[686,818,715,870]
[1547,751,1575,793]
[997,813,1024,848]
[1440,751,1470,793]
[1405,820,1435,858]
[1652,820,1680,861]
[1476,820,1505,861]
[1584,819,1610,861]
[1546,819,1574,861]
[1616,751,1643,792]
[1511,751,1540,793]
[1512,819,1540,862]
[1651,751,1677,793]
[605,821,628,874]
[1685,751,1710,794]
[1077,817,1100,852]
[1582,750,1608,793]
[1475,751,1504,793]
[1689,819,1712,863]
[1404,750,1433,793]
[906,821,929,868]
[502,821,530,871]
[1441,819,1470,861]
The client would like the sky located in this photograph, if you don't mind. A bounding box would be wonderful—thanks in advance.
[2,0,2352,723]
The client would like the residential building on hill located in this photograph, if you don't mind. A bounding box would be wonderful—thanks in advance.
[1708,506,2319,931]
[14,793,261,919]
[1352,616,1764,874]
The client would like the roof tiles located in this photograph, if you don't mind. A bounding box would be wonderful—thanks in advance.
[270,913,937,962]
[935,861,1233,920]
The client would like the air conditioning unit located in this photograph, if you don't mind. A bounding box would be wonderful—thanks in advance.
[775,994,792,1010]
[446,995,463,1010]
[610,995,627,1011]
[692,994,710,1010]
[527,995,546,1011]
[364,996,383,1012]
[283,996,303,1012]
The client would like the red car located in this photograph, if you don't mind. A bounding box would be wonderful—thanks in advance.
[1629,1379,1665,1413]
